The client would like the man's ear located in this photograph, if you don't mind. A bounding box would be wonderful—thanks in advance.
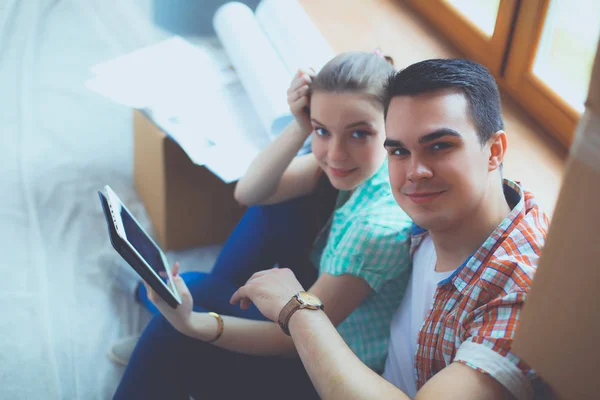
[488,130,507,173]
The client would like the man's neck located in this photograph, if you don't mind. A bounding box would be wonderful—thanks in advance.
[431,179,512,273]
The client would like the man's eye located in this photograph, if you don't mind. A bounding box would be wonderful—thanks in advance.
[431,142,452,151]
[315,127,329,136]
[352,130,369,139]
[389,148,409,156]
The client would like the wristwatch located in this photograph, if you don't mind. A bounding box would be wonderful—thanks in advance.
[278,291,324,335]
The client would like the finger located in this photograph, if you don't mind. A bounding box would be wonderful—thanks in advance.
[240,298,252,310]
[298,67,315,78]
[171,274,191,297]
[287,88,310,105]
[142,281,158,304]
[290,96,309,115]
[245,269,273,284]
[230,286,245,305]
[230,283,255,305]
[296,85,310,100]
[289,74,312,93]
[295,74,312,90]
[172,262,180,276]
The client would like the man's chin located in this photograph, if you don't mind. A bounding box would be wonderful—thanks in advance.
[405,210,439,231]
[413,214,459,234]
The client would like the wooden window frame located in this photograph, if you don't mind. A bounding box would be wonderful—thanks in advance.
[403,0,518,76]
[403,0,586,147]
[502,0,579,147]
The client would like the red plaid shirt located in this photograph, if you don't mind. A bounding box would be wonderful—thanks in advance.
[413,180,549,399]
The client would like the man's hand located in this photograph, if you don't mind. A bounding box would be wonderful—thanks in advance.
[144,262,194,335]
[230,268,304,322]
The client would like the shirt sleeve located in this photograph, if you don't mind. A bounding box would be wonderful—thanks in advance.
[453,291,537,400]
[320,220,411,291]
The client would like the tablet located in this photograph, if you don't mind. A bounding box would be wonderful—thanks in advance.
[98,185,182,308]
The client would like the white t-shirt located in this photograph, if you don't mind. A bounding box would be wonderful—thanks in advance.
[382,235,455,398]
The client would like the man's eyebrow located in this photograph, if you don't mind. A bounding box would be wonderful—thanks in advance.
[419,128,462,143]
[383,138,404,148]
[384,128,463,148]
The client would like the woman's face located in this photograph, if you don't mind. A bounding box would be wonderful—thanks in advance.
[310,91,387,190]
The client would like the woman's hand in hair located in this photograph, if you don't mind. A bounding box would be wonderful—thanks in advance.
[287,68,315,137]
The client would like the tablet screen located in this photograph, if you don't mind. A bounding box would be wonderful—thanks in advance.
[120,206,168,285]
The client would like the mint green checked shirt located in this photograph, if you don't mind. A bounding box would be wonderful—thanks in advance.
[310,161,412,372]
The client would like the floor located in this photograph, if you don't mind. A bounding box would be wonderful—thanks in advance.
[0,0,567,399]
[0,1,221,398]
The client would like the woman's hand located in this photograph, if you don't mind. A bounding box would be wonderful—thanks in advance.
[143,262,194,335]
[230,268,305,322]
[287,68,315,136]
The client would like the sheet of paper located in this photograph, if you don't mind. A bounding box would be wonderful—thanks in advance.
[85,73,149,108]
[86,0,335,183]
[201,139,261,183]
[147,76,269,170]
[86,37,236,110]
[195,80,271,181]
[255,0,335,74]
[90,37,233,84]
[146,108,215,166]
[213,2,292,138]
[85,34,271,180]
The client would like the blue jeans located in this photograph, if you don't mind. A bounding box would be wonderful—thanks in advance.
[115,185,337,399]
[136,194,322,317]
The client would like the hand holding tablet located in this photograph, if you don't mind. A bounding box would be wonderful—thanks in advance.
[98,185,182,308]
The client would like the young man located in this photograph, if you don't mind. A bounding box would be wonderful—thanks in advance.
[230,59,549,399]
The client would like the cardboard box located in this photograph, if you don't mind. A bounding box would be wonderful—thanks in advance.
[133,109,246,251]
[512,41,600,399]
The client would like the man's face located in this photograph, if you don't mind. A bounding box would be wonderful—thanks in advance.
[384,89,495,232]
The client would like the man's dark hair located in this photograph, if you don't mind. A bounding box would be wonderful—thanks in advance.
[383,59,504,145]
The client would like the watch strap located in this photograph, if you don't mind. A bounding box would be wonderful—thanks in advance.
[278,293,324,336]
[278,296,302,336]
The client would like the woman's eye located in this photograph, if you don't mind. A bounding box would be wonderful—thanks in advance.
[431,142,452,151]
[315,127,329,136]
[352,130,369,139]
[390,148,409,156]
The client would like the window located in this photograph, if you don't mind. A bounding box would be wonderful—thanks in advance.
[444,0,501,37]
[404,0,600,147]
[531,0,600,113]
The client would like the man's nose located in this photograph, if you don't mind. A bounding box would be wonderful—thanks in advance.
[407,158,433,182]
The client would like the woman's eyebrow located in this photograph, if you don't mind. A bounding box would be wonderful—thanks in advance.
[311,118,373,129]
[344,120,372,129]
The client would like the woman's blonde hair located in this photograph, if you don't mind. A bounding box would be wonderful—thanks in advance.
[311,51,395,106]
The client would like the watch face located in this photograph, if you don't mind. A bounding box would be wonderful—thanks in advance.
[298,291,322,306]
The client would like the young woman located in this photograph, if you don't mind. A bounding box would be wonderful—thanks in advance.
[113,52,413,399]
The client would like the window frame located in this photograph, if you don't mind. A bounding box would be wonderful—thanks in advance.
[502,0,579,147]
[403,0,518,76]
[403,0,589,147]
